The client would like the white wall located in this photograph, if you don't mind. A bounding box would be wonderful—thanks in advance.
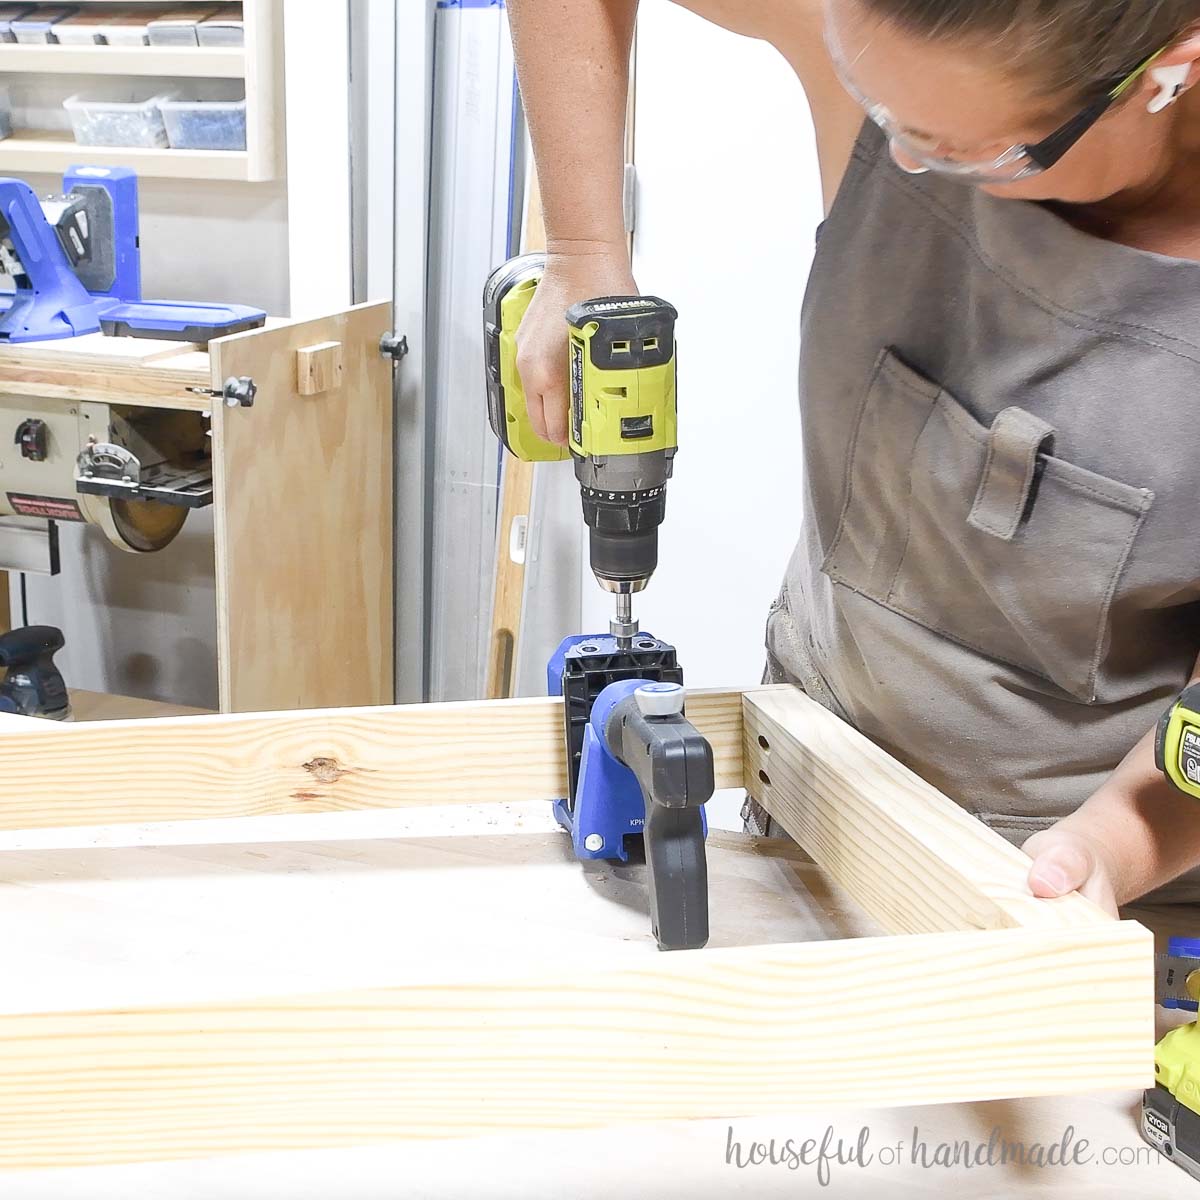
[581,4,821,692]
[285,0,351,317]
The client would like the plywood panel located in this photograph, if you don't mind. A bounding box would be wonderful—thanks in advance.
[210,303,394,712]
[0,334,211,410]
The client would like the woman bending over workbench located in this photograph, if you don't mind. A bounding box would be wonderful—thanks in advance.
[507,0,1200,914]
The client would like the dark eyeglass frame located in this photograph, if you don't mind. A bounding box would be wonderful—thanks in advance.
[1022,47,1168,172]
[825,16,1172,183]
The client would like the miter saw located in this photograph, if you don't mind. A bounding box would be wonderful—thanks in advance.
[0,165,265,561]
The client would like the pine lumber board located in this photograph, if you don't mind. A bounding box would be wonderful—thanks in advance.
[0,688,746,831]
[0,683,1157,1167]
[294,339,345,395]
[0,829,876,1014]
[743,687,1115,934]
[486,455,536,698]
[0,920,1151,1168]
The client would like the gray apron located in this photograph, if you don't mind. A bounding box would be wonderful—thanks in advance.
[748,122,1200,904]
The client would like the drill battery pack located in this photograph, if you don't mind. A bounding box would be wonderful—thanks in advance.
[1143,1081,1200,1180]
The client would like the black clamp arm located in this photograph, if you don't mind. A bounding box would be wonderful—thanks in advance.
[605,684,714,950]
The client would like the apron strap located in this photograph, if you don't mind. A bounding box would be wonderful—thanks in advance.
[967,407,1057,541]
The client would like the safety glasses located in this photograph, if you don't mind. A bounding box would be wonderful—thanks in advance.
[824,18,1167,183]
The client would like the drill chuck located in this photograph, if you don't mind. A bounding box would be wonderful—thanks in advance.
[574,443,673,591]
[589,527,658,592]
[581,481,666,591]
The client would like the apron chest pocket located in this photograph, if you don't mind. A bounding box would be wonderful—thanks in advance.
[821,348,1154,702]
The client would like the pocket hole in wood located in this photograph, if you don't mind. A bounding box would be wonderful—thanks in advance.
[757,735,770,751]
[758,769,772,787]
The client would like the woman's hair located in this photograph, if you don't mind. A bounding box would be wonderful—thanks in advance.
[860,0,1200,98]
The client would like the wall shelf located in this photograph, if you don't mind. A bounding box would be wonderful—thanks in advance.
[0,132,252,181]
[0,0,281,182]
[0,45,245,77]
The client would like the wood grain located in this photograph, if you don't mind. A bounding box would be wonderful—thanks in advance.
[295,340,344,395]
[210,302,394,713]
[0,683,1155,1168]
[0,334,211,410]
[68,690,213,722]
[0,688,744,830]
[744,687,1115,934]
[0,921,1151,1168]
[486,456,535,699]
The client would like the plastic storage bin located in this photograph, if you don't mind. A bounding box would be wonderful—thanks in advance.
[12,5,79,43]
[161,97,245,151]
[64,92,176,149]
[147,7,221,46]
[55,8,151,44]
[198,4,242,46]
[101,4,189,46]
[0,5,35,43]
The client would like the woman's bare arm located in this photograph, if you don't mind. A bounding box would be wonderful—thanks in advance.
[508,0,637,255]
[507,0,642,443]
[1026,650,1200,912]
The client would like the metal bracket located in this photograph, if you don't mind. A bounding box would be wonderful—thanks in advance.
[76,441,141,492]
[0,517,60,576]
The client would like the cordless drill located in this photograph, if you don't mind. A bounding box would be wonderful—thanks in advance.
[1143,689,1200,1178]
[483,253,678,644]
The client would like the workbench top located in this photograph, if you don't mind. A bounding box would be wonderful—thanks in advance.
[0,801,1187,1198]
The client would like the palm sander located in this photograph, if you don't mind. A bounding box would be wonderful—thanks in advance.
[484,253,678,643]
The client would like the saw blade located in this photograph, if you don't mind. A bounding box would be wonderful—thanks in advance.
[110,496,187,553]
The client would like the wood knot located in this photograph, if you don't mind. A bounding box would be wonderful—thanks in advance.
[303,757,346,785]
